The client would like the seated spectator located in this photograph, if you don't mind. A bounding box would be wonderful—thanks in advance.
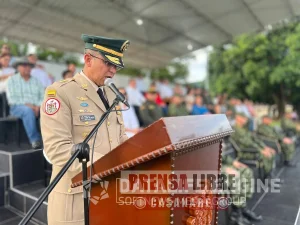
[136,74,147,94]
[1,44,15,66]
[67,62,77,76]
[158,79,173,104]
[140,87,163,127]
[257,115,296,167]
[191,95,210,115]
[28,54,52,88]
[6,58,44,149]
[62,70,74,79]
[168,94,188,117]
[119,88,140,138]
[0,53,15,93]
[126,79,146,126]
[185,87,195,113]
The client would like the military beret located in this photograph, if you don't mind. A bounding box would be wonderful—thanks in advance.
[82,34,130,69]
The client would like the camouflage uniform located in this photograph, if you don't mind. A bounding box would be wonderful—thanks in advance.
[231,126,275,175]
[257,124,295,161]
[222,155,253,208]
[139,100,163,127]
[168,103,188,117]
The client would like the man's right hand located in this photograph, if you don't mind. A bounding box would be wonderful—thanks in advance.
[225,167,239,177]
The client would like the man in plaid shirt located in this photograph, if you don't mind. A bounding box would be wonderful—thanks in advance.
[6,58,44,149]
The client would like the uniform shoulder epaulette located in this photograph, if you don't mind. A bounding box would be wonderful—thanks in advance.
[58,78,75,87]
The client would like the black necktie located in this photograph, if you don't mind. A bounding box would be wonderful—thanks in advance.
[97,88,109,110]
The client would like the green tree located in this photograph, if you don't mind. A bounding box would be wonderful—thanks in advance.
[208,21,300,118]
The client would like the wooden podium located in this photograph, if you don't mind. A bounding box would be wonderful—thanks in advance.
[72,115,233,225]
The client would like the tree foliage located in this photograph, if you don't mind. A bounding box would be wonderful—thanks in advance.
[208,21,300,117]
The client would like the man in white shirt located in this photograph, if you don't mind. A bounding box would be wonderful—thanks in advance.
[119,87,140,138]
[28,54,52,88]
[158,79,173,104]
[126,79,145,126]
[0,53,15,93]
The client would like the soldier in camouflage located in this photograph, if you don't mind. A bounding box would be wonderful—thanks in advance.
[231,114,276,177]
[222,153,263,225]
[257,115,295,166]
[139,87,164,127]
[168,94,188,117]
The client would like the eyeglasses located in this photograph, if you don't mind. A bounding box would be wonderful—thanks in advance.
[88,53,121,71]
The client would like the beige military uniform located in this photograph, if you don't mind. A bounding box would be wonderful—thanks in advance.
[41,73,127,225]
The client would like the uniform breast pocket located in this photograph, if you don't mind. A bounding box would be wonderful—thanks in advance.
[72,114,103,148]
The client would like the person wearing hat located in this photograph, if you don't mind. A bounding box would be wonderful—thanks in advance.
[139,87,164,127]
[41,34,130,225]
[6,58,44,149]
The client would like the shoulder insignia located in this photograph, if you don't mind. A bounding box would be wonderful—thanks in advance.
[47,90,56,97]
[60,79,67,83]
[45,98,60,115]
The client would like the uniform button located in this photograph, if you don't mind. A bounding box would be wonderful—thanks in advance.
[109,138,113,143]
[68,188,72,193]
[85,122,89,125]
[117,111,121,115]
[107,121,110,126]
[119,121,123,125]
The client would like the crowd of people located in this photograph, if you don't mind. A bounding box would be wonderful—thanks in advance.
[1,41,300,225]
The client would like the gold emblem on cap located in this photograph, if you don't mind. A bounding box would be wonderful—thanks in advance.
[120,40,130,52]
[77,97,88,101]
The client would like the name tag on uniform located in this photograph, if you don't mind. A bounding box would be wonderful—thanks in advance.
[80,115,96,122]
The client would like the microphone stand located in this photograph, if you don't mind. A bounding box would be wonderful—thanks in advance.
[19,98,121,225]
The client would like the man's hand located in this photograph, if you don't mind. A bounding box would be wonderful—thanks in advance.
[283,137,293,144]
[233,160,247,169]
[25,104,40,117]
[33,106,40,117]
[224,167,239,177]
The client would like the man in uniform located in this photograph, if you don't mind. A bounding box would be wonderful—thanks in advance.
[257,115,295,166]
[41,34,130,225]
[139,87,163,127]
[222,153,262,225]
[231,114,276,178]
[168,94,188,117]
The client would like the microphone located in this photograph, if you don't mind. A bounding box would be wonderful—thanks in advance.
[104,78,130,108]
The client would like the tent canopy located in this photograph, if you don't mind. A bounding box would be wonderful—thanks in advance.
[1,0,299,68]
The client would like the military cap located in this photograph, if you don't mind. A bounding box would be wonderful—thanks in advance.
[13,57,34,68]
[82,34,130,69]
[147,87,158,93]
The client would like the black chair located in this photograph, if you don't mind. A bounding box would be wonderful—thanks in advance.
[0,92,21,146]
[228,138,264,180]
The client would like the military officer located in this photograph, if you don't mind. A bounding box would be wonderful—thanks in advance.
[231,114,276,178]
[222,153,262,225]
[139,87,164,127]
[168,94,188,117]
[257,115,295,166]
[41,34,130,225]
